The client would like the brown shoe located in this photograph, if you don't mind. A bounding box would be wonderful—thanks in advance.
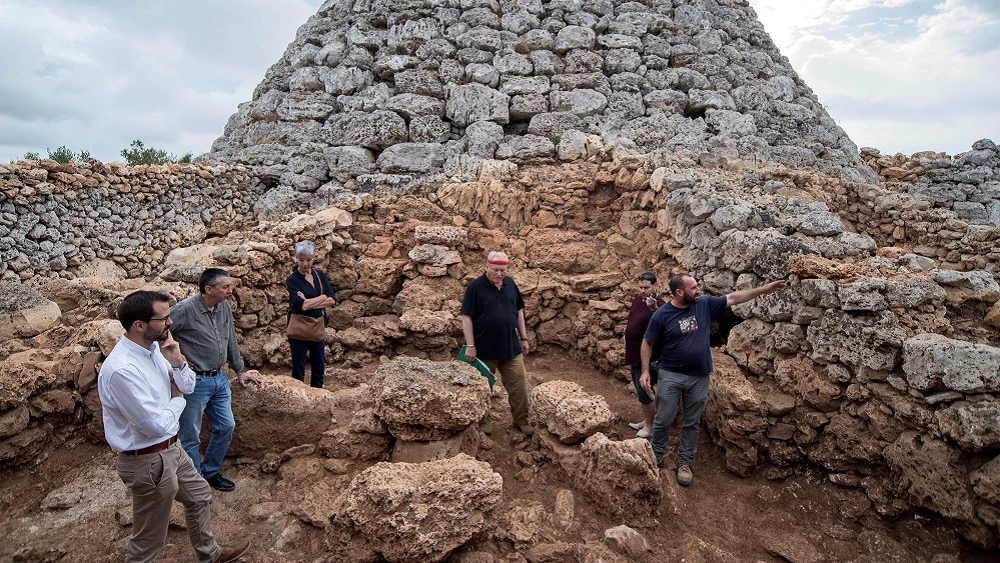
[214,538,249,563]
[517,422,534,436]
[677,464,693,487]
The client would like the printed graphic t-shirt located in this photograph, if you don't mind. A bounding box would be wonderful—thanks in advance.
[642,295,728,377]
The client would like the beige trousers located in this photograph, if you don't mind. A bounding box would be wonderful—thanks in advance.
[483,354,530,426]
[116,441,221,563]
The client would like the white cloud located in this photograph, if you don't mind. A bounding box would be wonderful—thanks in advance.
[0,0,322,163]
[750,0,999,155]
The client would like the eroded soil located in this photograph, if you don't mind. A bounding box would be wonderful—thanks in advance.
[0,351,990,562]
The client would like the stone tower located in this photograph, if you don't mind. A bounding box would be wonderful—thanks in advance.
[208,0,878,193]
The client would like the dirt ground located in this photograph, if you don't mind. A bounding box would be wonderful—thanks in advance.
[0,350,992,563]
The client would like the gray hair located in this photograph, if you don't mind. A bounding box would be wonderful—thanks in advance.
[486,251,509,263]
[294,240,316,257]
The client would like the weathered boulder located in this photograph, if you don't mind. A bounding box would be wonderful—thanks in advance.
[331,454,503,563]
[929,269,1000,304]
[807,310,906,373]
[413,225,468,246]
[603,525,651,558]
[529,381,615,444]
[376,143,446,173]
[370,356,489,441]
[408,244,461,266]
[228,371,337,456]
[884,432,979,531]
[970,455,1000,505]
[902,333,1000,392]
[573,433,660,519]
[935,400,1000,451]
[445,84,510,126]
[0,282,62,339]
[705,352,768,476]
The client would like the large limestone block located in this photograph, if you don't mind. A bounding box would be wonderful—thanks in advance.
[902,333,1000,392]
[228,372,337,456]
[384,93,444,119]
[278,206,354,237]
[935,400,1000,451]
[413,225,468,246]
[705,357,769,475]
[573,433,660,519]
[0,405,29,438]
[807,310,906,373]
[549,89,608,116]
[398,309,455,336]
[353,257,408,297]
[324,146,376,182]
[0,282,62,339]
[930,269,1000,304]
[325,110,408,149]
[554,26,596,53]
[0,349,78,411]
[370,356,489,441]
[719,229,817,280]
[376,143,446,173]
[333,454,503,563]
[529,381,615,444]
[408,244,461,266]
[526,229,600,274]
[970,455,1000,505]
[445,83,510,126]
[884,432,977,524]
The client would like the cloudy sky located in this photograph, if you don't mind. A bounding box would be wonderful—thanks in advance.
[0,0,996,164]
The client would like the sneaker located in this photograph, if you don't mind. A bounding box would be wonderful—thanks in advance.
[206,473,236,492]
[636,428,652,439]
[628,422,644,431]
[677,464,693,487]
[213,538,249,562]
[516,422,534,436]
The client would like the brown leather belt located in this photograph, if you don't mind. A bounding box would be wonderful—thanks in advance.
[122,435,177,456]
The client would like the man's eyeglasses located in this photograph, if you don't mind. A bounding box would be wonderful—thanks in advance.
[147,315,171,323]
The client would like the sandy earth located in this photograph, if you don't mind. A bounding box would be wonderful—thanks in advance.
[0,351,992,563]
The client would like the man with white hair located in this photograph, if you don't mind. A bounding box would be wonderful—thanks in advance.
[460,251,533,435]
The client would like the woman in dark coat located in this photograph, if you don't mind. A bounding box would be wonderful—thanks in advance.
[286,240,336,388]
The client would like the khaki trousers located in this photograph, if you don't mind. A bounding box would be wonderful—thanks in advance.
[483,354,530,426]
[116,441,221,563]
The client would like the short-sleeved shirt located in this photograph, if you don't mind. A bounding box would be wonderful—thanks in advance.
[643,295,728,377]
[460,273,525,361]
[624,294,666,366]
[286,268,336,319]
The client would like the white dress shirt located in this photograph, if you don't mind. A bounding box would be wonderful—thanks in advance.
[98,335,196,452]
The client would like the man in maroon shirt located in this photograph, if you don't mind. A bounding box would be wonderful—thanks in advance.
[623,272,665,438]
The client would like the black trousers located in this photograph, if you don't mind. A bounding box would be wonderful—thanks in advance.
[289,338,325,388]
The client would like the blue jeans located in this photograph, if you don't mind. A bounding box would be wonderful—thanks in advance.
[289,338,325,388]
[178,372,234,480]
[650,369,710,466]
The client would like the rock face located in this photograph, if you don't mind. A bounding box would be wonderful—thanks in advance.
[331,454,503,563]
[0,282,61,338]
[228,372,338,456]
[529,380,615,444]
[370,356,490,441]
[207,0,876,189]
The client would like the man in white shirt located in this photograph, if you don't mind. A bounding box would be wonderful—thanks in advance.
[98,290,249,563]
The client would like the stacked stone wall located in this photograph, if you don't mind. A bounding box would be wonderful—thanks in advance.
[3,153,1000,547]
[861,139,1000,226]
[0,160,261,282]
[208,0,877,193]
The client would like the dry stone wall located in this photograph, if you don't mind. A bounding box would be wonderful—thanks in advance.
[208,0,877,193]
[0,160,262,282]
[3,150,999,548]
[862,139,1000,227]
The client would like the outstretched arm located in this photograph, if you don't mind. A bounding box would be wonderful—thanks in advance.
[726,280,787,307]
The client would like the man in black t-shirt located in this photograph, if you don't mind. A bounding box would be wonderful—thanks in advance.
[640,273,786,486]
[460,251,533,435]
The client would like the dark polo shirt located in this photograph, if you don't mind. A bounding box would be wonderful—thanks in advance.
[460,273,525,361]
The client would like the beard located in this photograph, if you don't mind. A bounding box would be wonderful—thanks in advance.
[144,325,169,342]
[681,293,698,306]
